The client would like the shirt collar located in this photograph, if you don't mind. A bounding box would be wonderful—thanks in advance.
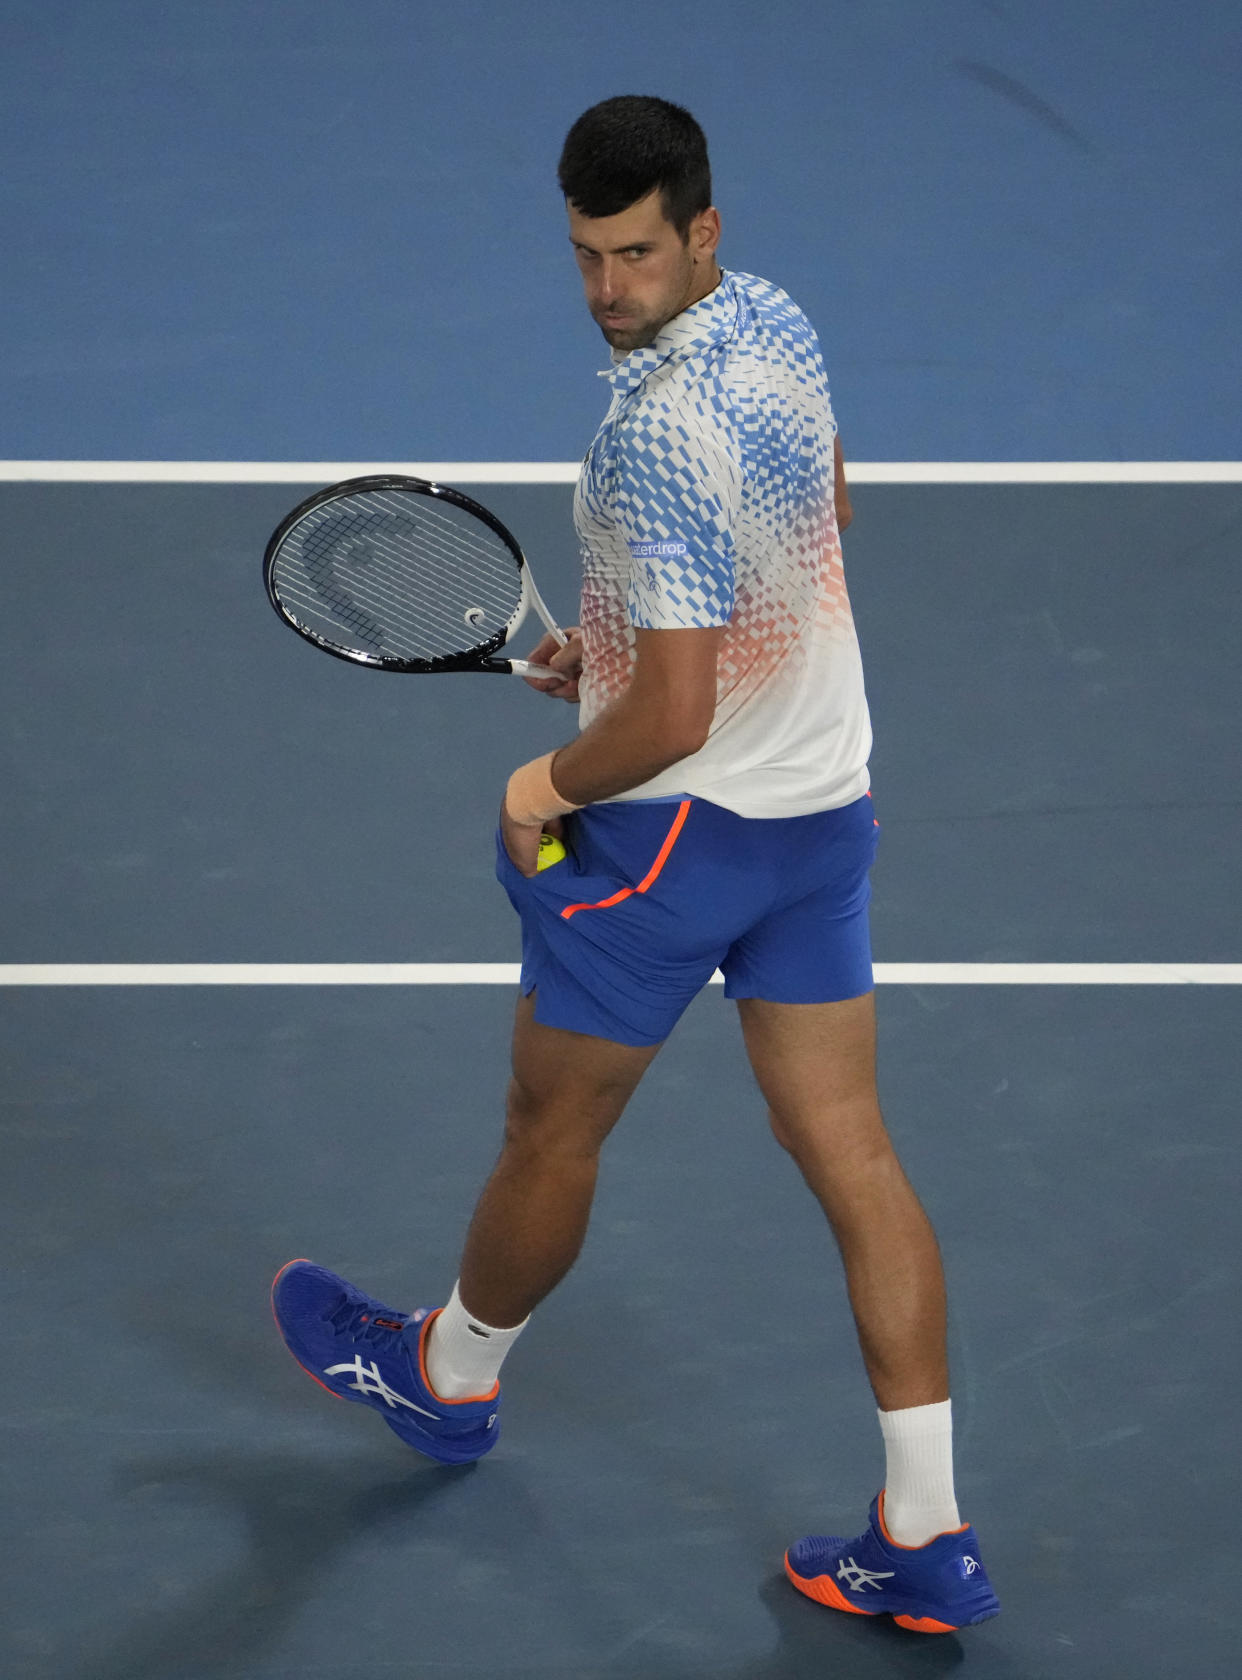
[598,270,740,395]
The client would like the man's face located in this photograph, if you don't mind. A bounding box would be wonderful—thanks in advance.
[568,189,719,353]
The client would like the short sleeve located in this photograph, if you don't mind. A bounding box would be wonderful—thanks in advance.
[613,408,742,629]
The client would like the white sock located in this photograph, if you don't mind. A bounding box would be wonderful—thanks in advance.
[424,1282,528,1400]
[878,1400,962,1546]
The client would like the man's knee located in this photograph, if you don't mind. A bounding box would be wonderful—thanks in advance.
[767,1090,897,1180]
[501,1071,630,1159]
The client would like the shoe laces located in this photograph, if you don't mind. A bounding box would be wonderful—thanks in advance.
[324,1292,412,1347]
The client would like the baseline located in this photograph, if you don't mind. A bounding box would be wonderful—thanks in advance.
[1,462,1241,485]
[0,964,1239,986]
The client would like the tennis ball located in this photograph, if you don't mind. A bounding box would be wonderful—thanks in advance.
[536,833,566,871]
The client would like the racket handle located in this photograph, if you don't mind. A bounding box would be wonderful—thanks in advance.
[508,660,561,678]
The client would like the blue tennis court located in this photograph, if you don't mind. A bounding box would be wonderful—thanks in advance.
[3,5,1240,1677]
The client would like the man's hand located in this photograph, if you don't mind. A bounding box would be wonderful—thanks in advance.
[523,627,584,701]
[501,808,563,877]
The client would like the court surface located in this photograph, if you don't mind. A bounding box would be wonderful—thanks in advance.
[4,2,1241,1674]
[3,477,1239,1679]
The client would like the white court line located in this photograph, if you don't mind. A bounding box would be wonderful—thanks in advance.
[0,462,584,485]
[0,462,1240,484]
[0,964,1239,986]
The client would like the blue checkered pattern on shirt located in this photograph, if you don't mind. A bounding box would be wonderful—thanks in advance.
[575,271,837,653]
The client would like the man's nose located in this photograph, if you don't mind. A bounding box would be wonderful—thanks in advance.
[594,258,621,305]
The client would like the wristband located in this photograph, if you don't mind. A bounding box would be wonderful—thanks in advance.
[504,752,580,828]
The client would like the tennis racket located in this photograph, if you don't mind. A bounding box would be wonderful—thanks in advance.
[263,474,567,675]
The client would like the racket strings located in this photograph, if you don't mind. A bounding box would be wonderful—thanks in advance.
[366,491,514,591]
[303,510,489,642]
[271,489,524,663]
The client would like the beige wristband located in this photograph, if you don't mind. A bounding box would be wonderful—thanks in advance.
[504,752,580,827]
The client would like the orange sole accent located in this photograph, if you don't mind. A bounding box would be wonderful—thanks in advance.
[784,1555,961,1634]
[784,1555,876,1616]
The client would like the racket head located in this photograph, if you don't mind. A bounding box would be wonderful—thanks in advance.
[263,475,532,672]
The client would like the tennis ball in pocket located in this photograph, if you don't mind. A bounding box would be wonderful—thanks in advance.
[536,833,567,871]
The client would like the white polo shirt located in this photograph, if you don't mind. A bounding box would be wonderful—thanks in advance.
[572,269,872,819]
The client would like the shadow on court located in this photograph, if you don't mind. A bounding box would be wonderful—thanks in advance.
[72,1453,465,1680]
[70,1450,1022,1680]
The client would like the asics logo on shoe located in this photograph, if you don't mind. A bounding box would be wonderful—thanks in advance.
[836,1557,896,1593]
[487,1414,498,1429]
[962,1555,980,1575]
[324,1357,438,1418]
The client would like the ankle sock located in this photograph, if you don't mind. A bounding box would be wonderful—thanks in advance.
[424,1282,528,1400]
[878,1399,961,1546]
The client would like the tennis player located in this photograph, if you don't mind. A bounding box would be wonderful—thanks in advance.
[274,96,998,1635]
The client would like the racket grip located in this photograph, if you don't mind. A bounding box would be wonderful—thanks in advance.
[508,660,561,678]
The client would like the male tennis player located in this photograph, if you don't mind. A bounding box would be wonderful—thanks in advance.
[274,96,998,1635]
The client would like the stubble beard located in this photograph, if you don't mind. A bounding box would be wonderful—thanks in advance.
[593,256,697,355]
[594,311,663,354]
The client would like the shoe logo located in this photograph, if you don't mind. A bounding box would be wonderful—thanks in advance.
[962,1555,980,1575]
[836,1556,896,1593]
[487,1413,498,1429]
[324,1357,438,1418]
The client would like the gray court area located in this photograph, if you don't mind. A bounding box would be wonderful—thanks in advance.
[3,482,1241,1678]
[3,481,1240,960]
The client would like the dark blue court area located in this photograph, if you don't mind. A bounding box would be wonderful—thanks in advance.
[3,479,1240,1678]
[3,1,1241,1675]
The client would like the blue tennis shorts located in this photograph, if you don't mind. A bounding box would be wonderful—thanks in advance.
[495,791,880,1047]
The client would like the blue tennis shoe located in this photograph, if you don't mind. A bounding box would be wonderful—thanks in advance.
[271,1260,500,1464]
[785,1492,1000,1633]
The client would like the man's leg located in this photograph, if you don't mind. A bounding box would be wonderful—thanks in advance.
[271,990,661,1460]
[737,990,947,1410]
[738,988,973,1561]
[747,990,1001,1628]
[425,992,661,1398]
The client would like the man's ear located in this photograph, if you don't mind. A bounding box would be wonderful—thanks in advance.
[693,207,721,262]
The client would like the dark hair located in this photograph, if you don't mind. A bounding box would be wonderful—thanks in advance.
[558,95,712,238]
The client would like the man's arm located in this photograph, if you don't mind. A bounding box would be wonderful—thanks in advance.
[502,625,722,873]
[552,625,722,803]
[834,433,853,532]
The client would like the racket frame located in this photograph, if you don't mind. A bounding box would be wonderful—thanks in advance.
[263,473,566,675]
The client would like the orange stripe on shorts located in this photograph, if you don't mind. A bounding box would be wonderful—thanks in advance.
[560,800,692,921]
